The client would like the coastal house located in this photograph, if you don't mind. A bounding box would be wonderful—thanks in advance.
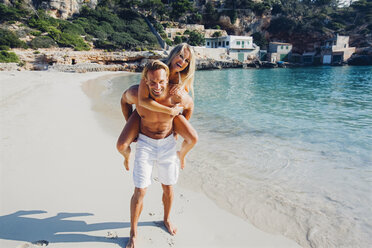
[302,52,316,65]
[267,42,293,62]
[290,53,302,64]
[321,34,355,64]
[205,35,259,62]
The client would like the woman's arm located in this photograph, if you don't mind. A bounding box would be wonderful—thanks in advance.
[138,78,182,115]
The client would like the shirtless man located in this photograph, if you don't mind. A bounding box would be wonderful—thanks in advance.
[118,60,194,248]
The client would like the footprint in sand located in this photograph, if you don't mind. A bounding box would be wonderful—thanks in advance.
[17,240,49,248]
[33,240,49,247]
[106,231,118,239]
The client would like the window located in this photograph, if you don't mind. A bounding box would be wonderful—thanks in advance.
[333,41,336,45]
[344,44,346,48]
[281,45,284,49]
[237,41,240,45]
[286,46,288,49]
[223,41,225,47]
[218,41,221,46]
[168,33,171,38]
[207,42,210,46]
[226,41,229,46]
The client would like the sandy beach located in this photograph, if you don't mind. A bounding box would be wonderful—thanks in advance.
[0,71,300,248]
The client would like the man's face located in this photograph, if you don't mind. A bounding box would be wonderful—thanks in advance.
[146,69,168,99]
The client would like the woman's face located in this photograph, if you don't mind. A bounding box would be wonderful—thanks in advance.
[170,48,191,73]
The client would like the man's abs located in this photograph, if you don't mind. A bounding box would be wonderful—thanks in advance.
[140,120,173,139]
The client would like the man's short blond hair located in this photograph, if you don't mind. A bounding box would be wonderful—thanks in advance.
[142,60,169,81]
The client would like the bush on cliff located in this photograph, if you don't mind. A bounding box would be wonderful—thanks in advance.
[0,29,28,49]
[30,36,57,49]
[77,6,158,50]
[0,3,28,23]
[0,50,20,63]
[28,11,90,51]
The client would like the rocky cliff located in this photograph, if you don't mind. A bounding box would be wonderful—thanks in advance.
[1,0,98,19]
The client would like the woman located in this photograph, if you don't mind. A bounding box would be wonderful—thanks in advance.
[117,43,198,170]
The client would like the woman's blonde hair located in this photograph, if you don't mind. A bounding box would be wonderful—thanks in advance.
[166,43,196,97]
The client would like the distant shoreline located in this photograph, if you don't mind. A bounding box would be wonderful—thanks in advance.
[1,47,371,72]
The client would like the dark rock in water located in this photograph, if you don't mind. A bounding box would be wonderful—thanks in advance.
[332,61,347,66]
[348,55,372,66]
[245,60,261,68]
[261,61,277,68]
[196,59,242,70]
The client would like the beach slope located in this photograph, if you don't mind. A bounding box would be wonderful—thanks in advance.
[0,71,300,248]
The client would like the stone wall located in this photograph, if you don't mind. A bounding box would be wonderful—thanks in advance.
[193,47,229,61]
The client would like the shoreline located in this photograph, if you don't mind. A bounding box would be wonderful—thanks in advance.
[1,47,371,72]
[0,71,300,248]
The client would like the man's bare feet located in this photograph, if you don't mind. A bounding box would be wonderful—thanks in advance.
[126,236,136,248]
[164,220,177,235]
[177,151,185,170]
[121,146,131,171]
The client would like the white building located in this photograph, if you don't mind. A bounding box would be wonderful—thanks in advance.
[267,42,293,62]
[321,34,355,64]
[205,35,254,49]
[205,35,258,62]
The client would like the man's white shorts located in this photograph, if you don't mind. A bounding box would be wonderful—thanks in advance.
[133,134,179,188]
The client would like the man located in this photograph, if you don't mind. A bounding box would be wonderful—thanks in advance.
[118,60,194,248]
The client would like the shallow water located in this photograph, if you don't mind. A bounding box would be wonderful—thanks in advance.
[94,66,372,248]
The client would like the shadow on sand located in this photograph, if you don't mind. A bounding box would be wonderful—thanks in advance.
[0,210,155,247]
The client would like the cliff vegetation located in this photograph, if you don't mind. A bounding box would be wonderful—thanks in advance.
[0,0,371,62]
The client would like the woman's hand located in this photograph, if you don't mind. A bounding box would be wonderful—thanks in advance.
[169,84,182,95]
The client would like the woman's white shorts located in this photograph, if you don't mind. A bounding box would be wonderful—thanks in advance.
[133,134,179,188]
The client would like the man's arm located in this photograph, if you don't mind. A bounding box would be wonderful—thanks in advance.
[121,86,138,121]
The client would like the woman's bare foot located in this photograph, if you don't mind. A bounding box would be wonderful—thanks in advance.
[126,236,136,248]
[164,220,177,235]
[177,151,185,170]
[121,146,131,171]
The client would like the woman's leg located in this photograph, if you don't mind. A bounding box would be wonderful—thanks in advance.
[117,110,140,170]
[173,115,198,169]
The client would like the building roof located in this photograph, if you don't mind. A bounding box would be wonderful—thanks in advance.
[270,42,292,45]
[204,29,228,38]
[205,35,252,40]
[303,52,316,56]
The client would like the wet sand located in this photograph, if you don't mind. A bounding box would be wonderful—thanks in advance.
[0,71,300,248]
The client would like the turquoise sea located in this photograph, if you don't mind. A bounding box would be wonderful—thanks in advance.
[96,66,372,247]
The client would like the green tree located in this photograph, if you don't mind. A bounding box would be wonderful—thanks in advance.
[174,35,182,44]
[203,2,219,26]
[187,30,205,46]
[170,0,193,20]
[267,16,297,34]
[252,32,267,48]
[212,31,222,37]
